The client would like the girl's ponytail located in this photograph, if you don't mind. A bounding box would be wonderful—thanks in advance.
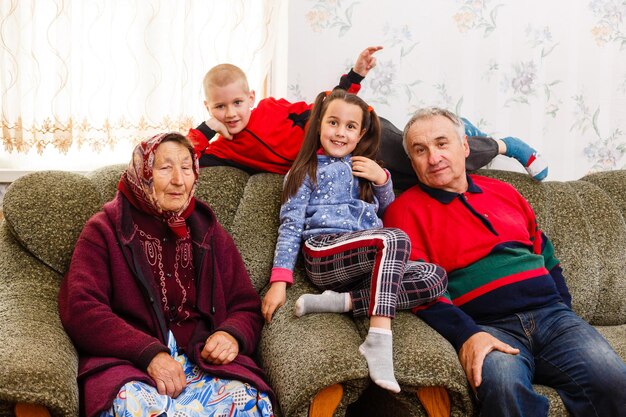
[352,103,382,203]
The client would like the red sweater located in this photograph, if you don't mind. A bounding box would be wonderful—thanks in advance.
[384,175,570,351]
[58,193,271,416]
[188,70,363,174]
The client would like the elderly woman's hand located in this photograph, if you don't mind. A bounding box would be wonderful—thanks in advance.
[201,331,239,365]
[147,352,187,398]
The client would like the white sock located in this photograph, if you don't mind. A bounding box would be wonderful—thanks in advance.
[294,290,350,317]
[359,327,401,393]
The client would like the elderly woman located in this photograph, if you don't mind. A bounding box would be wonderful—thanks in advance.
[59,133,274,417]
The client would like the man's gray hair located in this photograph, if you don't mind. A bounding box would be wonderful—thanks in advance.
[402,107,466,154]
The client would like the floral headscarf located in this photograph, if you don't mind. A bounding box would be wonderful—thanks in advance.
[118,132,200,238]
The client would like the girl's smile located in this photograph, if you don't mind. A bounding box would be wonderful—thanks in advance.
[319,100,366,158]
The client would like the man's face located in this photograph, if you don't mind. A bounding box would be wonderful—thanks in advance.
[405,115,470,193]
[204,81,255,135]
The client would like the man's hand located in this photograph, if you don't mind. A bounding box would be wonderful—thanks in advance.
[206,118,233,140]
[458,332,520,390]
[351,156,387,185]
[262,282,287,323]
[201,331,239,365]
[353,46,383,77]
[146,351,187,398]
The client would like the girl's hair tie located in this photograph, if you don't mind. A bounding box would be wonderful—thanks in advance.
[367,105,374,113]
[324,90,331,97]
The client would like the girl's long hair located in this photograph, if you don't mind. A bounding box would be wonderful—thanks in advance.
[282,88,382,203]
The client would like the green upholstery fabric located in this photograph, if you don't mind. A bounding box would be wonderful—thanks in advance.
[3,171,102,275]
[0,167,624,417]
[583,170,626,218]
[86,164,126,205]
[0,224,79,416]
[194,167,249,234]
[231,173,283,292]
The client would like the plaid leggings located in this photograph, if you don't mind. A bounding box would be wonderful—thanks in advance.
[303,227,447,318]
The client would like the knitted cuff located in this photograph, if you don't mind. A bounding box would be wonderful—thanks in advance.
[270,267,294,284]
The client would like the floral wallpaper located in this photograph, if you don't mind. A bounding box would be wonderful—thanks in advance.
[283,0,626,181]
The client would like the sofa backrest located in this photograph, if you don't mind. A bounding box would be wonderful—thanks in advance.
[2,166,250,276]
[3,171,103,275]
[86,164,251,235]
[2,166,625,325]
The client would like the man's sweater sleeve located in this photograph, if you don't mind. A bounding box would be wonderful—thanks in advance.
[540,232,572,308]
[414,299,482,352]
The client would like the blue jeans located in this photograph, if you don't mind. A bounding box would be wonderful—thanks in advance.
[476,303,626,417]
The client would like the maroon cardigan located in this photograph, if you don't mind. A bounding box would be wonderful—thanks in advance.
[58,192,272,417]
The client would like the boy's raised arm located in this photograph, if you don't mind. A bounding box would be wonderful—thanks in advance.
[336,46,383,93]
[353,46,383,77]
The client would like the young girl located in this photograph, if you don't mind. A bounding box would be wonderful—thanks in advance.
[262,88,448,393]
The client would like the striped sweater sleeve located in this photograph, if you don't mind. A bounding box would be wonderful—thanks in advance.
[540,232,571,307]
[515,189,571,307]
[413,297,482,352]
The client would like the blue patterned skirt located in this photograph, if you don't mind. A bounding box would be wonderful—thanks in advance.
[101,332,273,417]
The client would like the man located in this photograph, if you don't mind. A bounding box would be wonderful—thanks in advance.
[383,107,626,416]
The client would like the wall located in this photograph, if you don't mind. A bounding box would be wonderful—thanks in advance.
[281,0,626,181]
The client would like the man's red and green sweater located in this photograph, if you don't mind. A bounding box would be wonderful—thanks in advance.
[383,174,571,351]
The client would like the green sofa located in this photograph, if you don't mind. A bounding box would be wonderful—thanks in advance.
[0,165,624,417]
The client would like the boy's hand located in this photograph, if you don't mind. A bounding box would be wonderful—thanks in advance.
[353,46,383,77]
[262,282,287,323]
[206,118,233,140]
[351,156,387,185]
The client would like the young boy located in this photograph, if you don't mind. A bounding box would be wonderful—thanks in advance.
[188,47,548,189]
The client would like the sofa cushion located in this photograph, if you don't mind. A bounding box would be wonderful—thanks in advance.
[582,170,626,219]
[0,223,79,416]
[567,180,626,325]
[86,164,127,204]
[194,167,250,234]
[231,173,283,292]
[3,171,102,275]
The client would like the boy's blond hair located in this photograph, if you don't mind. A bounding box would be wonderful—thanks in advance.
[202,64,250,99]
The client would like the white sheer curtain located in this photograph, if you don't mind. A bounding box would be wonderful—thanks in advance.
[0,0,283,171]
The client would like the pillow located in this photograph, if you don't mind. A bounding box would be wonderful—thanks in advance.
[3,171,102,275]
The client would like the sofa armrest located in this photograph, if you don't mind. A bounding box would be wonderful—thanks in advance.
[258,275,369,417]
[389,312,475,416]
[0,224,79,417]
